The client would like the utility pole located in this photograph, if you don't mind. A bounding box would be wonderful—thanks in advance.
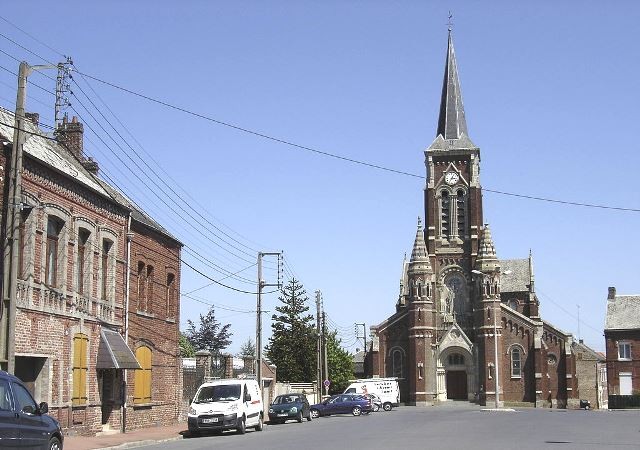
[322,311,328,395]
[1,62,54,372]
[256,252,282,392]
[315,290,322,396]
[355,323,367,354]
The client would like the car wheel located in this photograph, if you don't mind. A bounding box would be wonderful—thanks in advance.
[372,403,380,412]
[306,411,312,422]
[236,416,246,434]
[255,413,264,431]
[352,406,362,416]
[48,437,62,450]
[383,402,392,411]
[310,408,320,419]
[297,411,303,423]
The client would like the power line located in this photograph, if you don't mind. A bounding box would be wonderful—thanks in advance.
[0,16,66,60]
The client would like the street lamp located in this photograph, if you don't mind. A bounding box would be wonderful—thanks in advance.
[471,269,511,409]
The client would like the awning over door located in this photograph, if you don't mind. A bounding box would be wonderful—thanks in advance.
[96,329,141,370]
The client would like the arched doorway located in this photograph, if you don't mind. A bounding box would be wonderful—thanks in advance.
[445,352,468,400]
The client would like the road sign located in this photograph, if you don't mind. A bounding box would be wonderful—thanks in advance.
[323,379,330,388]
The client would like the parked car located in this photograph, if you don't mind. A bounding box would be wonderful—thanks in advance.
[310,393,372,418]
[344,378,400,411]
[188,378,264,436]
[0,370,64,449]
[268,394,312,424]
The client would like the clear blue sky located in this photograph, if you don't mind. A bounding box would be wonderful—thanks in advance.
[1,1,638,353]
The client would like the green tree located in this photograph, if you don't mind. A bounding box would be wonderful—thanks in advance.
[237,337,256,360]
[179,332,196,357]
[327,331,354,394]
[265,278,316,382]
[185,305,233,354]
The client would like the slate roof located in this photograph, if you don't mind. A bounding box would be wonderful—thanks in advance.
[500,259,530,293]
[0,108,180,245]
[437,31,469,141]
[572,340,604,362]
[605,295,640,330]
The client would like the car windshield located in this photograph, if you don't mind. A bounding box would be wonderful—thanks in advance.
[273,395,301,405]
[194,384,241,403]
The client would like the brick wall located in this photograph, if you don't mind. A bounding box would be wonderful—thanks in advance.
[605,330,640,395]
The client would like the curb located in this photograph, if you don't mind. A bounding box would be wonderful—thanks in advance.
[98,435,183,450]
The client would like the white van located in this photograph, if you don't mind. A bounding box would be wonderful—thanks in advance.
[188,378,264,436]
[343,378,400,411]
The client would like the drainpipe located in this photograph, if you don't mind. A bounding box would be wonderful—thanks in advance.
[122,213,133,433]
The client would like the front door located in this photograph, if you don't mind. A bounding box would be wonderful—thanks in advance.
[446,371,468,400]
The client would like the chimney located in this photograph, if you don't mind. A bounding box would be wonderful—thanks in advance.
[579,339,584,344]
[25,112,39,126]
[56,115,84,160]
[82,157,99,175]
[607,286,616,301]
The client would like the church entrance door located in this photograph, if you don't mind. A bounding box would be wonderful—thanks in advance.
[446,371,467,400]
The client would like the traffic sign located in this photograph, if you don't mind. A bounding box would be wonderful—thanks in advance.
[323,379,330,388]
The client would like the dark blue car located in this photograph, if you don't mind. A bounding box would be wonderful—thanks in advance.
[310,394,372,418]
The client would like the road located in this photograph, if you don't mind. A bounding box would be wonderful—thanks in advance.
[145,403,640,450]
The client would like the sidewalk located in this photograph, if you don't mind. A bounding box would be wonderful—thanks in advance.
[64,423,187,450]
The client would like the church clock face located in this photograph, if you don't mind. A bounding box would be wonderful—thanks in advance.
[445,171,459,185]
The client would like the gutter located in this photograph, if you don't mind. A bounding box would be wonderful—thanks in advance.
[122,213,134,433]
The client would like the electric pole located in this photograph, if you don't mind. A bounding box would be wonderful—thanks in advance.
[256,252,282,392]
[1,62,55,372]
[355,322,367,355]
[322,310,328,395]
[315,290,322,396]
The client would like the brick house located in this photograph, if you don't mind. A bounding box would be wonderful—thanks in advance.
[0,109,182,434]
[573,339,607,409]
[366,31,594,408]
[605,287,640,403]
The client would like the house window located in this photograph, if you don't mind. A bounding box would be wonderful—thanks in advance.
[72,333,88,405]
[77,229,90,295]
[456,190,466,238]
[618,342,631,361]
[101,239,112,300]
[166,273,175,319]
[137,262,146,311]
[448,353,465,366]
[146,265,154,312]
[134,346,152,404]
[45,217,63,286]
[440,191,450,238]
[18,210,30,279]
[511,347,522,378]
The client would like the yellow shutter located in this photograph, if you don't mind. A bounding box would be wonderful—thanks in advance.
[72,334,88,406]
[134,346,152,404]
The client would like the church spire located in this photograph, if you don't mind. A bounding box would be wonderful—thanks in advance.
[436,30,469,140]
[475,224,500,273]
[408,217,432,275]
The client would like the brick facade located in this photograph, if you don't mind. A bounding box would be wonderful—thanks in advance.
[0,109,182,435]
[366,33,585,409]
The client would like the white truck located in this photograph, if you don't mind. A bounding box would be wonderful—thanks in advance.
[343,378,400,411]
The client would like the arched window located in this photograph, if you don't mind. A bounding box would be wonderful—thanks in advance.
[392,349,403,378]
[46,217,64,286]
[448,353,465,365]
[77,229,90,295]
[166,273,175,319]
[456,190,466,238]
[137,262,146,311]
[101,239,113,300]
[511,347,522,378]
[441,191,450,238]
[146,265,154,312]
[134,346,152,404]
[72,333,88,405]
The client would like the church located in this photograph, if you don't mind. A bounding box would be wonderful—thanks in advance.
[367,31,584,408]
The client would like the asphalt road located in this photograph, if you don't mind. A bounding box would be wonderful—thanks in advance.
[145,403,640,450]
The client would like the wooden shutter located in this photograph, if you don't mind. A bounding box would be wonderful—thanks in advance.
[134,346,152,404]
[72,333,88,405]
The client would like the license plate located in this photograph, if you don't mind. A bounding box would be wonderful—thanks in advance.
[202,418,218,423]
[277,413,288,417]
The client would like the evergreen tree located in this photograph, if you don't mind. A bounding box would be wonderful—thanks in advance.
[326,331,355,394]
[237,338,256,360]
[179,332,196,357]
[185,305,233,355]
[265,278,316,382]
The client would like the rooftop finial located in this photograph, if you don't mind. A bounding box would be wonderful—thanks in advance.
[447,11,453,32]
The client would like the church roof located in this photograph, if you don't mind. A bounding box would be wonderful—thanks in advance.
[606,294,640,330]
[436,31,469,141]
[500,259,531,293]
